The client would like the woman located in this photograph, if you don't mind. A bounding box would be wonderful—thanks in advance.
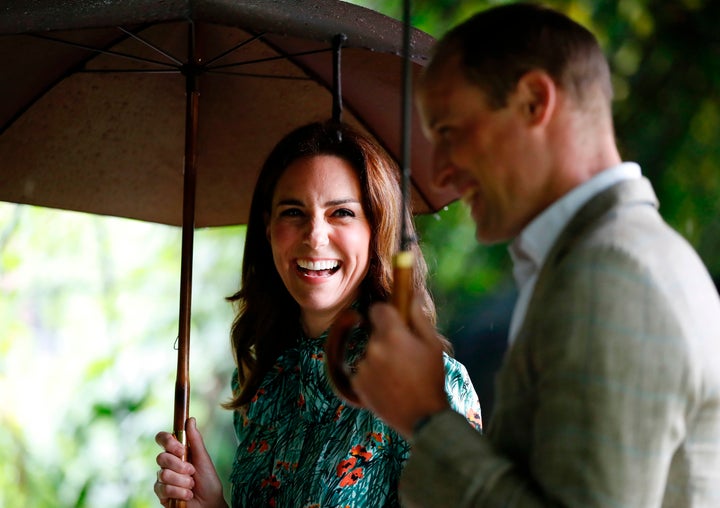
[154,121,482,507]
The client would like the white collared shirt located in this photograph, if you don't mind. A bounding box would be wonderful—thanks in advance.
[507,162,642,343]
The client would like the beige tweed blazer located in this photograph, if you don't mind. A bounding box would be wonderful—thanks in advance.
[401,178,720,507]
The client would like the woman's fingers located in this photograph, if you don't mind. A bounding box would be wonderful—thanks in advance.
[155,431,185,458]
[153,427,197,505]
[153,471,194,505]
[156,463,196,489]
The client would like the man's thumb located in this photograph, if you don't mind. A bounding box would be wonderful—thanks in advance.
[409,296,441,348]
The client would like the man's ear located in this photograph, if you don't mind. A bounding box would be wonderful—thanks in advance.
[515,70,556,126]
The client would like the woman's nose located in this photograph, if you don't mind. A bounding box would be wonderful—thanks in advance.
[304,217,330,248]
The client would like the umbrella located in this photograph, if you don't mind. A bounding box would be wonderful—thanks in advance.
[0,0,455,225]
[0,0,454,493]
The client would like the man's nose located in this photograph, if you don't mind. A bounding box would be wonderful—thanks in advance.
[431,144,457,191]
[304,217,330,248]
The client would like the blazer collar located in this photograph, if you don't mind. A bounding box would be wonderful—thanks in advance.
[547,177,658,264]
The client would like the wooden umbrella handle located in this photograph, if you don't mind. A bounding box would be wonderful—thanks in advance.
[168,372,189,508]
[389,251,413,323]
[325,251,413,405]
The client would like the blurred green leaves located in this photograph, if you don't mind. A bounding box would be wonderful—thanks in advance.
[0,204,240,506]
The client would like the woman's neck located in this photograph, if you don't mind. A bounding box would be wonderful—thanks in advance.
[300,313,334,339]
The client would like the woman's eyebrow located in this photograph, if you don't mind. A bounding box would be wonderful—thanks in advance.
[325,198,361,207]
[275,198,304,207]
[274,197,361,207]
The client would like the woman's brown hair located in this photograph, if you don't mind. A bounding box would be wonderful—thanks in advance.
[223,121,445,410]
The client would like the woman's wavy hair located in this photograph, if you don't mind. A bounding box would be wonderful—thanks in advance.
[223,121,446,410]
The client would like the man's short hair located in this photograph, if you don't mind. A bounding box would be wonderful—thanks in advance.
[427,3,613,109]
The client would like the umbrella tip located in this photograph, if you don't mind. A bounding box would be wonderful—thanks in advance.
[326,119,343,143]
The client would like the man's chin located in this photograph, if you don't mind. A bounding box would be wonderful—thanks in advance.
[474,224,511,246]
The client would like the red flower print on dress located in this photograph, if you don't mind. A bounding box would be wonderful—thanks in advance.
[368,432,383,443]
[247,440,270,453]
[250,388,266,403]
[336,445,374,488]
[339,467,364,487]
[276,460,297,471]
[350,444,372,461]
[261,475,280,489]
[336,457,357,477]
[466,409,483,430]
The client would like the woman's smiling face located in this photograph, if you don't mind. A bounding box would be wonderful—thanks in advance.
[267,154,372,337]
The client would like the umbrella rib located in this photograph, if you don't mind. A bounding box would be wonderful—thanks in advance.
[117,26,184,66]
[203,32,266,67]
[29,33,181,70]
[207,47,331,71]
[206,70,311,80]
[78,68,181,74]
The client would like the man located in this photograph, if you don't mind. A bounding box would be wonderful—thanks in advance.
[350,3,720,507]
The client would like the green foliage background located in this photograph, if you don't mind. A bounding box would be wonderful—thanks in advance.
[1,1,718,506]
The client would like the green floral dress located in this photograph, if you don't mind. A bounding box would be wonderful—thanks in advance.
[229,329,483,507]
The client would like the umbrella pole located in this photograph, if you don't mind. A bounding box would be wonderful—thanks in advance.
[391,0,414,321]
[170,22,200,508]
[324,0,415,404]
[332,33,347,124]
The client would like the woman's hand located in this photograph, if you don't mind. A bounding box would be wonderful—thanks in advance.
[154,417,228,508]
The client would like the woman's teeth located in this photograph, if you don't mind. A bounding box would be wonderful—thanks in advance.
[297,259,339,271]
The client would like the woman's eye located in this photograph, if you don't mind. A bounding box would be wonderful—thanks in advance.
[333,208,356,218]
[279,208,303,218]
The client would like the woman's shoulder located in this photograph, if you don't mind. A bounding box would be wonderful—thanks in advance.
[441,352,470,376]
[441,353,484,432]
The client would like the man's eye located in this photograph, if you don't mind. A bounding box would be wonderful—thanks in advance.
[437,127,452,139]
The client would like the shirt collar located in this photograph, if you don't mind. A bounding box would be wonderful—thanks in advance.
[509,162,642,288]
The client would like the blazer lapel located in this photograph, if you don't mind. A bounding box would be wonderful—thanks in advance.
[534,177,659,297]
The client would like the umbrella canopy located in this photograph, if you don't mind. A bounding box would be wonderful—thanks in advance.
[0,0,456,227]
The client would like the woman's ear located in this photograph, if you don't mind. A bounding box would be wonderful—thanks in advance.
[515,70,556,126]
[264,212,271,241]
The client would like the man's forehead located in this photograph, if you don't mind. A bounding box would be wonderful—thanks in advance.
[417,61,468,127]
[420,53,463,88]
[415,84,443,133]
